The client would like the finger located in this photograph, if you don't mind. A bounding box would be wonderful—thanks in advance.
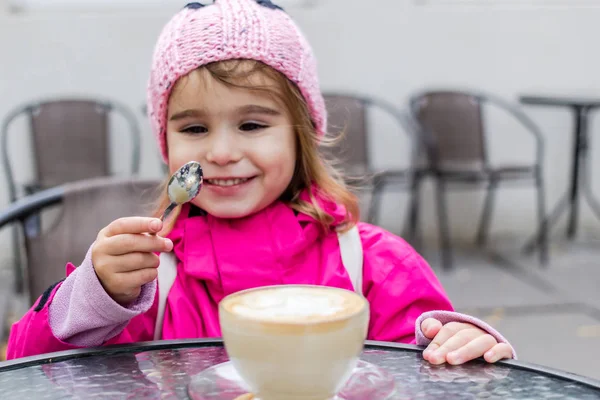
[106,252,161,273]
[103,233,173,256]
[484,343,514,363]
[421,318,443,340]
[103,217,163,237]
[118,267,159,289]
[106,267,159,299]
[446,334,498,365]
[421,319,443,359]
[428,327,485,365]
[423,322,469,361]
[102,267,159,305]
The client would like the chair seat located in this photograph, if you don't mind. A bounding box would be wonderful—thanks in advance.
[377,169,412,183]
[434,164,536,182]
[343,167,411,186]
[491,165,537,180]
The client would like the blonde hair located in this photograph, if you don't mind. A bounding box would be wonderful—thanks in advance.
[154,60,360,235]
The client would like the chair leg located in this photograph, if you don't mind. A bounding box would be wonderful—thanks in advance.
[476,180,498,247]
[367,180,384,225]
[11,225,24,294]
[435,179,453,271]
[403,175,422,251]
[536,173,549,266]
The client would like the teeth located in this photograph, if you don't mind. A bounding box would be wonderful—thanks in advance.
[206,178,250,187]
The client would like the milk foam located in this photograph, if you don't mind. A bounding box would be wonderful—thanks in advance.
[227,287,360,322]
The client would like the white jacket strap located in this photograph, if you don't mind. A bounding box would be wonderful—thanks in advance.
[154,252,177,340]
[154,225,365,339]
[336,225,364,295]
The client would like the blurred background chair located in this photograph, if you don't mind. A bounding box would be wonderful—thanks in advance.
[322,93,420,241]
[1,98,142,295]
[409,89,547,270]
[2,98,142,199]
[141,103,169,175]
[0,176,162,346]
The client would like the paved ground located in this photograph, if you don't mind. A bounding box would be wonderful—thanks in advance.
[420,233,600,382]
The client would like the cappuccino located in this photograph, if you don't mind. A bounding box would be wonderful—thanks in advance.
[219,285,369,400]
[222,285,364,324]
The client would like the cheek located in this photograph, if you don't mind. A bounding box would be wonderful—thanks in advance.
[283,134,297,178]
[166,132,203,173]
[263,134,296,183]
[269,154,295,183]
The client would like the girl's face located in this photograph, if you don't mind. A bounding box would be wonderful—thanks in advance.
[166,66,296,219]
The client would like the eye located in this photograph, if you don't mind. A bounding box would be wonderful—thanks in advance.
[239,122,267,132]
[180,125,208,135]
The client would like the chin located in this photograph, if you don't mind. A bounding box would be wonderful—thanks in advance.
[200,204,259,219]
[209,209,253,219]
[194,198,273,220]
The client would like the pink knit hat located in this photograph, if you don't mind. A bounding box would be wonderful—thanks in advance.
[147,0,326,163]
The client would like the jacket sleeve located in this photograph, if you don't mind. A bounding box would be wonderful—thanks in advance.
[6,246,157,360]
[358,223,516,358]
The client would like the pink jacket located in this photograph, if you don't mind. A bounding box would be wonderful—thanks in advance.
[7,200,515,360]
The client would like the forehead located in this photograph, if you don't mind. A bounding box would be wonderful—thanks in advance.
[168,61,285,111]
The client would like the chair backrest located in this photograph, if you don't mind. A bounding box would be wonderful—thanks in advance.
[2,98,141,201]
[23,177,161,304]
[410,91,487,171]
[31,100,110,189]
[322,94,369,175]
[323,93,417,183]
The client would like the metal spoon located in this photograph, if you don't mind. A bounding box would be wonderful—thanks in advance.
[160,161,203,222]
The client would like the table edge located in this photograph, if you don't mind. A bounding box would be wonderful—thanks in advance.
[1,338,599,390]
[519,95,600,108]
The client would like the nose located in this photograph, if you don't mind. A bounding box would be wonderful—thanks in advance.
[205,128,243,166]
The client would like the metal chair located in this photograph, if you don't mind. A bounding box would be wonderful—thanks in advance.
[322,93,419,235]
[0,176,162,344]
[141,103,169,175]
[1,98,142,293]
[409,89,548,270]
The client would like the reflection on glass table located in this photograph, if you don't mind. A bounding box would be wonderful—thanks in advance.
[0,339,599,399]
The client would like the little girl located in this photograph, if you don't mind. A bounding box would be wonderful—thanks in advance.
[7,0,515,366]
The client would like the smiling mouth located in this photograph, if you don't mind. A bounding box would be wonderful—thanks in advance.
[205,177,253,187]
